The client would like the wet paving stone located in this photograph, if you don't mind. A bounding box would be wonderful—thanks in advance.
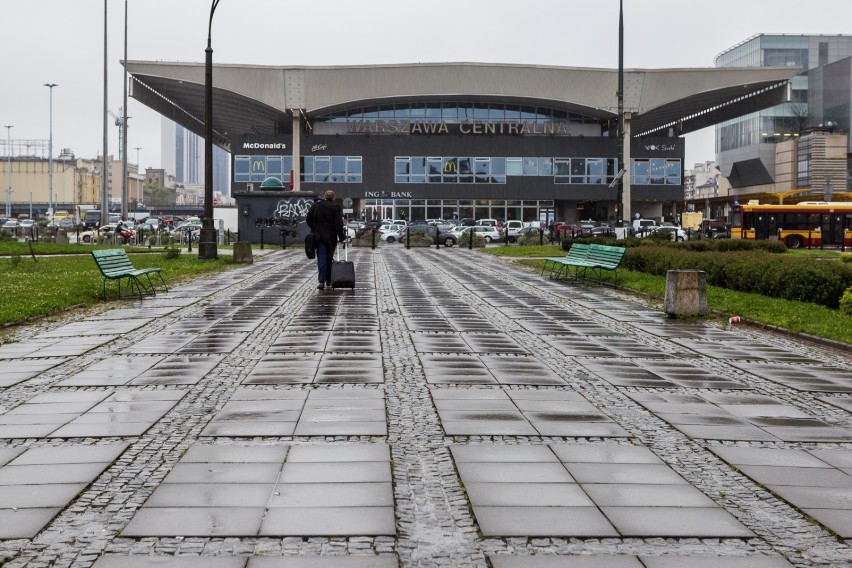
[626,391,852,442]
[200,388,386,437]
[0,357,69,387]
[0,442,127,538]
[711,446,852,538]
[0,390,186,439]
[433,388,628,437]
[580,358,749,389]
[123,442,393,537]
[453,443,751,538]
[732,361,852,392]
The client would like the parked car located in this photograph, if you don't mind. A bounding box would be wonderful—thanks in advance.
[408,225,458,247]
[516,226,551,239]
[648,226,688,241]
[476,218,499,228]
[2,219,20,231]
[19,219,36,229]
[452,225,500,243]
[590,226,617,238]
[379,226,407,243]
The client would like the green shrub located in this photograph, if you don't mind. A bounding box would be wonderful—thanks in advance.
[841,287,852,316]
[405,232,433,246]
[841,253,852,264]
[458,233,485,247]
[162,245,182,259]
[10,255,22,269]
[622,246,852,308]
[518,235,547,246]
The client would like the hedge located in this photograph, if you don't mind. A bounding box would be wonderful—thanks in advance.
[622,246,852,308]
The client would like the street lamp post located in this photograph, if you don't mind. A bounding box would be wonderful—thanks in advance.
[199,0,221,259]
[44,83,58,217]
[4,125,11,218]
[615,0,624,229]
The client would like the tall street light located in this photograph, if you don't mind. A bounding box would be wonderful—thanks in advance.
[615,0,624,229]
[4,125,11,218]
[44,83,58,216]
[199,0,221,259]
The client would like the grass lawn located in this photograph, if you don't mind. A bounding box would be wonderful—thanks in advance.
[0,251,239,327]
[487,244,852,345]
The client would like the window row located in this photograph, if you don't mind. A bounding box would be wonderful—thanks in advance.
[317,102,599,125]
[234,155,363,183]
[630,158,682,185]
[393,157,621,185]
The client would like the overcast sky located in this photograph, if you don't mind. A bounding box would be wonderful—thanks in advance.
[2,0,849,173]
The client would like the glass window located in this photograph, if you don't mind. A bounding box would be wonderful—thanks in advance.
[395,158,410,183]
[475,158,490,183]
[554,158,570,183]
[443,157,458,182]
[665,159,681,185]
[266,156,283,177]
[507,157,523,176]
[234,156,250,182]
[586,158,603,184]
[522,157,538,176]
[650,158,665,184]
[458,157,473,183]
[331,156,346,175]
[411,157,426,175]
[427,157,442,183]
[571,158,586,183]
[632,159,650,185]
[347,157,362,175]
[301,156,314,183]
[539,158,553,176]
[314,156,329,183]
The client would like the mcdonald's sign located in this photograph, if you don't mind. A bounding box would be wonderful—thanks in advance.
[252,160,266,172]
[444,161,457,173]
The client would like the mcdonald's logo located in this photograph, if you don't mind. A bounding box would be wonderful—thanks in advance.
[252,160,266,172]
[444,161,457,173]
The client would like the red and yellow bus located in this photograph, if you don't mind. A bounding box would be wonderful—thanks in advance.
[732,202,852,249]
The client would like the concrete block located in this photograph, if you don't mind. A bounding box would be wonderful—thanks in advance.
[232,241,253,264]
[664,269,707,318]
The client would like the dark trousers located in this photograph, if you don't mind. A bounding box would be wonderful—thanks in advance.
[316,242,335,283]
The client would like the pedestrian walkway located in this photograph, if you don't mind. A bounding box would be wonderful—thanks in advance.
[0,246,851,567]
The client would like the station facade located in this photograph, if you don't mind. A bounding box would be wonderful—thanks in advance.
[125,61,799,231]
[232,103,683,225]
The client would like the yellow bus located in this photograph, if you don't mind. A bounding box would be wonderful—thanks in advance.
[731,202,852,249]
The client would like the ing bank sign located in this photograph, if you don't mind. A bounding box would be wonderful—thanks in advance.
[346,120,572,136]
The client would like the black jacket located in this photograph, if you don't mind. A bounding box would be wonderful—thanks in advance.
[306,199,345,247]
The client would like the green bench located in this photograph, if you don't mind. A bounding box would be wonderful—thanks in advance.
[543,243,626,284]
[91,249,168,299]
[541,243,591,280]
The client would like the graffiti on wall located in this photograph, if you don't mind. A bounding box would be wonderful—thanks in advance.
[275,197,314,219]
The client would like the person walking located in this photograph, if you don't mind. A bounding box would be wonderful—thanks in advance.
[306,190,345,289]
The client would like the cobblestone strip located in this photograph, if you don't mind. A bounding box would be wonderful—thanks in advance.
[408,249,852,567]
[0,253,337,567]
[375,253,486,568]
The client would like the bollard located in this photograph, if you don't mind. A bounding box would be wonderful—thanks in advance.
[406,226,410,249]
[664,269,707,318]
[468,229,473,250]
[436,227,440,250]
[232,241,253,263]
[187,229,193,253]
[371,228,377,250]
[539,228,544,246]
[259,227,264,250]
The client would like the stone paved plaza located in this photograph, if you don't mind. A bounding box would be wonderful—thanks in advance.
[1,246,851,567]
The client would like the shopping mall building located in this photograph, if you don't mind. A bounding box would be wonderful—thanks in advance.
[125,61,798,227]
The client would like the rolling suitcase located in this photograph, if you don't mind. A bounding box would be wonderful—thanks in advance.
[330,242,355,289]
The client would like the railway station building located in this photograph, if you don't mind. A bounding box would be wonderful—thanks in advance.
[125,60,798,229]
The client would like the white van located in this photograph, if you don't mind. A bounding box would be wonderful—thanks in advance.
[476,218,499,227]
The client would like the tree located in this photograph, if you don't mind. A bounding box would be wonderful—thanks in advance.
[147,182,175,207]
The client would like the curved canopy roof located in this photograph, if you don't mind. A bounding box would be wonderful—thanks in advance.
[126,60,799,150]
